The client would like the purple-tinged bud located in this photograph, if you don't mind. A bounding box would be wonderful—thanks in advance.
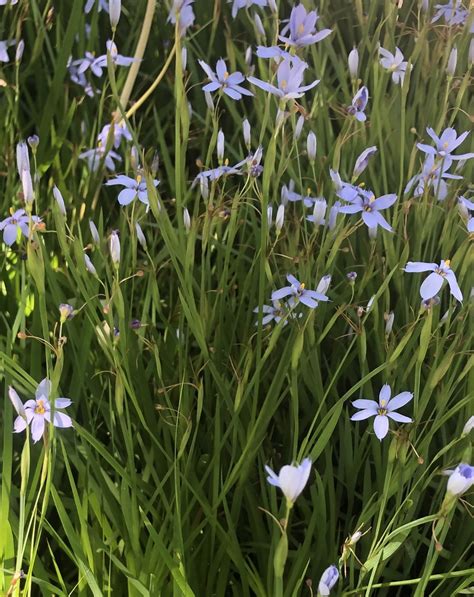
[204,91,214,111]
[294,114,304,140]
[312,198,326,226]
[53,185,66,215]
[59,303,74,323]
[16,141,30,177]
[109,230,121,266]
[89,220,100,244]
[347,271,357,283]
[316,275,331,295]
[84,253,97,275]
[446,46,457,77]
[135,222,147,249]
[445,464,474,497]
[109,0,121,29]
[353,145,377,179]
[243,118,251,149]
[254,13,265,37]
[328,200,340,230]
[329,168,343,191]
[199,175,209,200]
[384,311,395,334]
[348,47,359,79]
[21,170,34,205]
[217,129,225,164]
[306,131,317,162]
[181,46,187,70]
[275,204,285,233]
[129,319,141,329]
[15,39,24,63]
[27,135,39,150]
[183,208,191,232]
[318,565,339,597]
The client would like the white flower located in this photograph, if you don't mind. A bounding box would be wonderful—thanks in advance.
[265,458,312,504]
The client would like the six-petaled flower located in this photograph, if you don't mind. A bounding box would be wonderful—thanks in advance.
[265,458,312,505]
[198,58,253,100]
[272,274,330,308]
[404,260,463,302]
[0,209,41,246]
[105,174,160,207]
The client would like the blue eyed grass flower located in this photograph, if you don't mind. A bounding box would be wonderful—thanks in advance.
[404,260,463,302]
[317,565,339,596]
[0,209,41,246]
[198,58,253,100]
[253,300,287,326]
[0,39,15,62]
[278,4,332,47]
[351,384,413,441]
[337,189,397,231]
[248,57,319,101]
[105,173,159,207]
[59,304,74,322]
[432,0,469,26]
[306,198,327,226]
[404,154,462,201]
[9,380,73,443]
[168,0,195,37]
[97,122,132,148]
[347,86,368,122]
[417,127,473,166]
[230,0,268,18]
[378,47,411,85]
[79,145,122,172]
[265,458,312,506]
[272,274,329,309]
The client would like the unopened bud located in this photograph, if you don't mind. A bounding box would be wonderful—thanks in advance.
[275,203,285,233]
[53,185,66,216]
[135,222,147,249]
[183,208,191,232]
[254,13,265,36]
[243,118,251,149]
[109,230,120,266]
[348,47,359,79]
[217,129,225,163]
[307,131,317,162]
[294,114,304,140]
[109,0,121,29]
[15,39,24,63]
[446,46,457,77]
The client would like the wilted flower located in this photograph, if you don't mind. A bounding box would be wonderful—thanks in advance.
[272,274,329,309]
[351,384,413,440]
[278,4,332,47]
[234,146,264,177]
[97,122,132,149]
[0,209,41,246]
[384,311,395,334]
[265,458,312,505]
[404,259,463,302]
[317,565,339,596]
[198,58,253,100]
[347,271,357,283]
[9,380,73,443]
[379,47,411,85]
[27,135,40,150]
[347,86,369,122]
[444,463,474,496]
[248,57,319,101]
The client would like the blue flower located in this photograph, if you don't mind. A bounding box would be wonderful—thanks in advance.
[198,58,253,100]
[337,188,397,231]
[444,463,474,496]
[248,57,319,101]
[253,300,287,326]
[278,4,332,47]
[404,259,463,302]
[351,384,413,441]
[9,380,73,443]
[105,174,159,207]
[404,154,462,201]
[379,47,411,85]
[317,565,339,596]
[0,39,15,63]
[97,122,132,149]
[347,86,368,122]
[432,1,469,26]
[417,127,473,166]
[79,145,122,172]
[85,0,109,13]
[0,209,41,246]
[272,274,329,309]
[168,0,195,37]
[230,0,268,18]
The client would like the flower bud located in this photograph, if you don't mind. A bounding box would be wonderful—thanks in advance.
[469,39,474,67]
[446,46,457,77]
[204,91,214,111]
[294,114,304,140]
[181,46,187,71]
[316,274,331,295]
[267,205,273,228]
[129,319,141,330]
[347,271,357,283]
[89,220,100,244]
[27,135,39,150]
[199,175,209,200]
[59,303,74,323]
[353,145,377,179]
[245,46,253,66]
[312,198,326,226]
[328,201,340,230]
[318,565,339,596]
[446,463,474,497]
[151,151,160,177]
[183,208,191,232]
[275,203,285,233]
[15,39,24,63]
[267,0,277,12]
[109,230,121,266]
[109,0,121,29]
[243,118,251,149]
[16,141,30,177]
[53,185,66,215]
[217,129,225,164]
[84,253,97,275]
[135,222,147,249]
[254,13,265,36]
[307,131,317,162]
[462,416,474,436]
[348,47,359,79]
[384,311,395,334]
[22,169,34,205]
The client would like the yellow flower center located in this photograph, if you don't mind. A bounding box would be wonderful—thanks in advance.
[281,79,287,89]
[378,408,387,416]
[35,399,46,415]
[136,174,142,184]
[224,71,229,80]
[300,283,305,290]
[444,259,450,267]
[298,23,305,34]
